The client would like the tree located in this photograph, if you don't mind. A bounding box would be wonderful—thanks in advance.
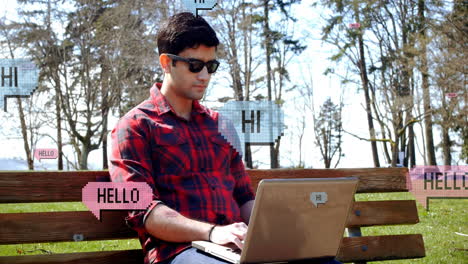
[262,0,304,168]
[0,19,44,170]
[417,0,437,165]
[314,98,343,168]
[93,0,161,168]
[319,0,448,167]
[211,0,265,168]
[320,0,381,167]
[13,0,162,169]
[431,1,467,164]
[14,0,74,170]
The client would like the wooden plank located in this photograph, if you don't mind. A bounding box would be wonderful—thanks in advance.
[0,200,420,244]
[337,234,425,262]
[0,235,425,264]
[0,211,137,244]
[0,168,409,203]
[347,200,419,227]
[0,249,144,264]
[0,171,107,203]
[248,168,409,193]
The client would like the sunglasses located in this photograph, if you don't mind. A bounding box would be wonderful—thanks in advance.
[165,54,220,74]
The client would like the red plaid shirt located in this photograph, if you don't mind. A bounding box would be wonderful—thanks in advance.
[109,83,255,264]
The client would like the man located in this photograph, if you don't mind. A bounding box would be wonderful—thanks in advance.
[110,12,255,264]
[110,12,342,264]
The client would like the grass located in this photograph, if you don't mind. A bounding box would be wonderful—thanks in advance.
[355,193,467,264]
[0,194,467,263]
[0,202,141,256]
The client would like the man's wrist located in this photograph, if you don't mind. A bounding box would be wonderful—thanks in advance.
[208,224,217,242]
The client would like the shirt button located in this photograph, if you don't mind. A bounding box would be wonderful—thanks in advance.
[211,186,216,190]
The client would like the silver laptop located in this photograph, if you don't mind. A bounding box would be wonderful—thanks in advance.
[192,177,358,263]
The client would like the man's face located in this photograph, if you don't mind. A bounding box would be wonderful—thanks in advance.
[167,44,216,101]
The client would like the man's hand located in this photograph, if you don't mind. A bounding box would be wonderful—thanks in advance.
[210,222,248,249]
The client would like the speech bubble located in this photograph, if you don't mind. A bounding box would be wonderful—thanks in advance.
[82,182,153,221]
[183,0,218,16]
[34,148,58,161]
[408,166,468,209]
[218,101,285,157]
[0,59,39,111]
[310,192,328,207]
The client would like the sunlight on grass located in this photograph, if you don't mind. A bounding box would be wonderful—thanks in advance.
[0,202,87,213]
[355,193,467,263]
[0,239,141,256]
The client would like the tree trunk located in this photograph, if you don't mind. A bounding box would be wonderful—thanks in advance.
[391,127,400,167]
[53,74,63,170]
[242,2,252,101]
[80,142,90,170]
[245,143,253,168]
[102,108,109,170]
[399,122,407,167]
[418,0,437,165]
[354,6,380,167]
[102,114,109,169]
[227,17,243,101]
[408,123,416,167]
[229,17,252,166]
[263,0,278,168]
[100,52,110,169]
[273,139,280,168]
[442,125,452,165]
[17,98,34,170]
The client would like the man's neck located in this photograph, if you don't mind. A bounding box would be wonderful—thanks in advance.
[160,82,192,120]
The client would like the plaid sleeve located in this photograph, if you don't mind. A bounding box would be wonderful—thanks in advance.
[231,145,255,207]
[109,115,162,234]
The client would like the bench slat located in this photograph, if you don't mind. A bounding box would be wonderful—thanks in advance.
[347,200,419,227]
[248,168,409,193]
[0,249,144,264]
[337,234,425,262]
[1,201,419,244]
[0,168,409,203]
[0,235,424,264]
[0,171,104,203]
[0,211,135,245]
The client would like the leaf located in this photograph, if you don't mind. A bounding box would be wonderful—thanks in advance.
[323,67,335,75]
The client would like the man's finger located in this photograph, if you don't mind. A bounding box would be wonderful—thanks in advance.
[234,222,248,229]
[231,236,244,250]
[233,222,248,233]
[231,228,247,240]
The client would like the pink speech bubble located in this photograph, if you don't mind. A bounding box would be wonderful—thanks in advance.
[34,148,58,161]
[349,23,361,29]
[82,182,153,221]
[447,92,458,98]
[407,166,468,209]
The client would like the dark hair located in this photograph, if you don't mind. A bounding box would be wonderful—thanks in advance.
[157,12,219,55]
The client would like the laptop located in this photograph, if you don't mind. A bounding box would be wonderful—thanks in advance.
[192,177,359,263]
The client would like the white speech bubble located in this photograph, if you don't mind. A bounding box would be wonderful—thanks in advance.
[218,101,285,158]
[310,192,328,207]
[0,59,39,111]
[183,0,218,16]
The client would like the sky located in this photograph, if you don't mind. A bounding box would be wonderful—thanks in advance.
[0,0,455,170]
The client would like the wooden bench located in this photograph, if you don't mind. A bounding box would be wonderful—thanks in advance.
[0,168,425,263]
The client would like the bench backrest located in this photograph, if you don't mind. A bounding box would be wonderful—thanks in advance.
[0,168,425,263]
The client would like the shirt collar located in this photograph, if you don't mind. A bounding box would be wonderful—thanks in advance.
[150,83,209,116]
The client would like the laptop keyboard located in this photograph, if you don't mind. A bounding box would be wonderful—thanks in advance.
[226,248,242,254]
